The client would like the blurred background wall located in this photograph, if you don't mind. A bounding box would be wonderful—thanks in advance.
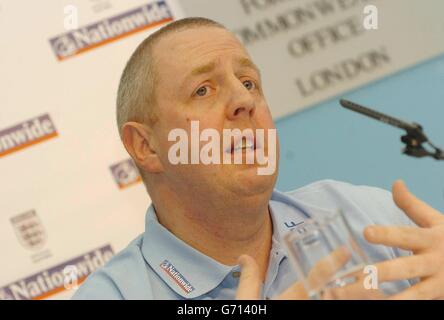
[276,54,444,213]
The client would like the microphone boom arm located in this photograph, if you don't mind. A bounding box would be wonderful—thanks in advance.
[339,99,444,160]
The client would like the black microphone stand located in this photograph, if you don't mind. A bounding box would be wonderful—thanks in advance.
[339,99,444,160]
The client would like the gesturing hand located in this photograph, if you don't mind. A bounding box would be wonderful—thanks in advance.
[364,180,444,300]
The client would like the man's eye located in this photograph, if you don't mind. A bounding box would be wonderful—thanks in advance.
[243,80,255,90]
[195,86,209,97]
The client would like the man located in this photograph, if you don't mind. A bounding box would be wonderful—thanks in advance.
[73,17,444,300]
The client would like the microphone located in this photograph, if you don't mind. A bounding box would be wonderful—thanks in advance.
[339,99,444,160]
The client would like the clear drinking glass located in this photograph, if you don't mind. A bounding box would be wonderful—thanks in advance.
[283,209,369,300]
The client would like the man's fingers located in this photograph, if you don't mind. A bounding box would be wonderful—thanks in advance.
[392,180,443,228]
[236,255,262,300]
[364,225,432,251]
[374,253,438,283]
[275,247,350,300]
[389,278,441,300]
[307,246,351,290]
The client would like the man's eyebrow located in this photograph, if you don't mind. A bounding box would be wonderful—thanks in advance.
[238,57,261,77]
[191,62,216,76]
[186,57,261,81]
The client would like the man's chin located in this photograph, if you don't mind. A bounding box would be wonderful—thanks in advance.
[227,165,277,197]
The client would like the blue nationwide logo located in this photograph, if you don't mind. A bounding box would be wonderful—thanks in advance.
[49,1,174,61]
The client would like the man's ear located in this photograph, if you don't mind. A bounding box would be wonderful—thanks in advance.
[121,122,164,173]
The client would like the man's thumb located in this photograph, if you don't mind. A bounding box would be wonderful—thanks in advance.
[236,255,262,300]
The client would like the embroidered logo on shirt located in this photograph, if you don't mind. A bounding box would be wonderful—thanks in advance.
[159,260,195,294]
[284,220,304,230]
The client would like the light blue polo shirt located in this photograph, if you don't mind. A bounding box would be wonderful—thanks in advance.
[72,179,414,300]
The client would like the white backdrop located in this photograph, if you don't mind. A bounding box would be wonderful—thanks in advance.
[1,0,443,300]
[0,0,185,300]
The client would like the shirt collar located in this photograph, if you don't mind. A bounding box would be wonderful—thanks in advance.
[141,206,234,299]
[269,189,309,244]
[141,189,313,299]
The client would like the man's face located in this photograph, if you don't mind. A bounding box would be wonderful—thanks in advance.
[151,26,279,199]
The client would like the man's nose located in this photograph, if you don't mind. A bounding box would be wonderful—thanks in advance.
[225,78,256,120]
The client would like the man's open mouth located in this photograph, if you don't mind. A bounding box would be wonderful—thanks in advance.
[226,136,257,154]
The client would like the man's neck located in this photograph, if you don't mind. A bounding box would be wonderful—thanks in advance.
[152,187,274,281]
